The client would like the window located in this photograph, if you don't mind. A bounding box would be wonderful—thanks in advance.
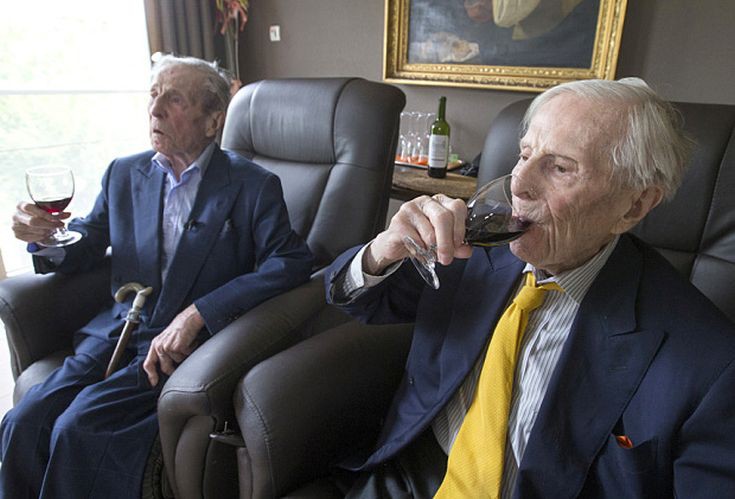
[0,1,151,276]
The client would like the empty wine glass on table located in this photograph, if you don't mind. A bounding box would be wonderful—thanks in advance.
[411,112,429,165]
[25,165,83,247]
[406,112,422,164]
[397,111,412,162]
[403,173,529,289]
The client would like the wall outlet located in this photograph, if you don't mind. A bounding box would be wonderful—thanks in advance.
[269,25,281,42]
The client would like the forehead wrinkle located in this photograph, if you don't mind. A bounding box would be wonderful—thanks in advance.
[523,115,588,164]
[154,67,204,107]
[531,95,623,175]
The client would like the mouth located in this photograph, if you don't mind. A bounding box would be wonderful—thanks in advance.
[150,121,165,135]
[511,216,534,232]
[512,202,541,228]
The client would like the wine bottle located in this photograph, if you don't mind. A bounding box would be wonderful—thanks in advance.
[428,96,450,178]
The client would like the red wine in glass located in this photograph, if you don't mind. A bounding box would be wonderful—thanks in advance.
[404,173,529,289]
[25,166,83,247]
[464,202,530,247]
[34,197,73,215]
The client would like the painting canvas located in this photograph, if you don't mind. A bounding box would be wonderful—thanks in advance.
[384,0,628,92]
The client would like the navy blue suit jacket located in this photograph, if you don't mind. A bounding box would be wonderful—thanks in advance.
[326,234,735,497]
[39,145,313,350]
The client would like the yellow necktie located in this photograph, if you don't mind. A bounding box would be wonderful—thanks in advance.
[435,272,561,498]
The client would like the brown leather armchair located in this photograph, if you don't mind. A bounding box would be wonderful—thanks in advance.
[233,99,735,497]
[0,77,405,498]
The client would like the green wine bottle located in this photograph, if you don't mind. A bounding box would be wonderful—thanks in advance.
[428,96,450,179]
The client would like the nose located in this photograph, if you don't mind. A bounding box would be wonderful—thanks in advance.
[510,163,538,200]
[149,96,165,118]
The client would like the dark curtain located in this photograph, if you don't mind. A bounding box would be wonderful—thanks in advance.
[143,0,220,64]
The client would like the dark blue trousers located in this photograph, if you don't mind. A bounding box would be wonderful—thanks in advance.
[0,335,161,499]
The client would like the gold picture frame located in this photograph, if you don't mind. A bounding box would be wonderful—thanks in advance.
[383,0,628,93]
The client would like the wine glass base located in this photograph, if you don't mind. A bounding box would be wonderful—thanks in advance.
[403,236,441,290]
[408,257,440,290]
[38,230,83,248]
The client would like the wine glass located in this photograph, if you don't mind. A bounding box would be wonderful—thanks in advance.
[397,111,412,162]
[411,112,428,165]
[405,112,421,164]
[403,173,529,289]
[25,166,83,247]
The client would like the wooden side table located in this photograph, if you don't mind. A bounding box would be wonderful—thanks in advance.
[391,165,478,201]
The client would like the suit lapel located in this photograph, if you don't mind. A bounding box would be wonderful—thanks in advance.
[365,247,525,468]
[438,247,525,403]
[151,148,238,324]
[132,160,165,294]
[515,236,664,498]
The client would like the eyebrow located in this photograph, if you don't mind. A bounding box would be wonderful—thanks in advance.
[519,141,579,164]
[551,154,578,164]
[149,86,188,100]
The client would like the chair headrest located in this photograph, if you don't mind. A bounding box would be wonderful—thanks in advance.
[223,78,359,163]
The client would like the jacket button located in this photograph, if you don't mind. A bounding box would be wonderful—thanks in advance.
[408,376,415,385]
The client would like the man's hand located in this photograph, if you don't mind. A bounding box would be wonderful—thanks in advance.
[365,193,472,275]
[12,201,69,243]
[143,303,205,387]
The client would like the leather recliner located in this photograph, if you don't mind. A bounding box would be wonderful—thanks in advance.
[232,99,735,498]
[0,77,406,498]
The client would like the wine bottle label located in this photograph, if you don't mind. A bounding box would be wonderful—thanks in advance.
[428,135,449,169]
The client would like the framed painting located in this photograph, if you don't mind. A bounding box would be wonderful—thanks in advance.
[383,0,628,92]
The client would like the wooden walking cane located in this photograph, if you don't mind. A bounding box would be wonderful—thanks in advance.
[104,282,153,379]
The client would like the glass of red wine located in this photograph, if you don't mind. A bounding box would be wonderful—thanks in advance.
[25,166,83,247]
[404,173,529,289]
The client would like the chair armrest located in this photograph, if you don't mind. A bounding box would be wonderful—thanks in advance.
[0,260,111,378]
[157,272,349,499]
[236,318,413,498]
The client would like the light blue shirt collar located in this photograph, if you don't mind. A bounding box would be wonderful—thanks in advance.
[152,141,216,181]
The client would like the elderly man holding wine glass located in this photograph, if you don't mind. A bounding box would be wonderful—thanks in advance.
[325,78,735,498]
[2,55,313,499]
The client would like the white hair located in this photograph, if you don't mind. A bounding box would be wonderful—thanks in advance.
[523,78,694,200]
[151,54,232,116]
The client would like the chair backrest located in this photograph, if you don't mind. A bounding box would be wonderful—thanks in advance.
[221,77,406,269]
[478,98,735,322]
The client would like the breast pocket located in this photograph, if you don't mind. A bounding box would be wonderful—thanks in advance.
[200,218,248,287]
[211,218,237,252]
[218,218,234,238]
[607,434,657,475]
[583,434,662,498]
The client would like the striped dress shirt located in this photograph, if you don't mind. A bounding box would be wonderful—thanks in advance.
[339,236,619,497]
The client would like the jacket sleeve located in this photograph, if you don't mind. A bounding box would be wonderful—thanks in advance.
[324,246,424,326]
[673,358,735,496]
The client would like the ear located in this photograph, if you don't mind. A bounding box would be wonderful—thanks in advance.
[612,186,664,234]
[204,111,225,139]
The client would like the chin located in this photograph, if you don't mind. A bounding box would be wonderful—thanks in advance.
[509,234,541,266]
[509,239,525,259]
[151,140,169,156]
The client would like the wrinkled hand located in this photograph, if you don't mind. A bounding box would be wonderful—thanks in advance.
[143,304,204,387]
[12,201,69,243]
[365,193,472,275]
